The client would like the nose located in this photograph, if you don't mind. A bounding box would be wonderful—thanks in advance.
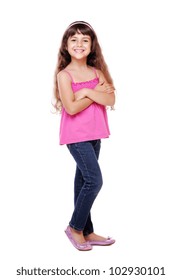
[77,40,82,47]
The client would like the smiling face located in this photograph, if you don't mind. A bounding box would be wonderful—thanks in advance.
[67,32,92,61]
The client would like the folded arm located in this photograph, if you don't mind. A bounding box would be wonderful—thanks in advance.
[57,71,94,115]
[75,70,115,106]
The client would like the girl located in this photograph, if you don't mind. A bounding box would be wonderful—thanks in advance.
[53,21,115,251]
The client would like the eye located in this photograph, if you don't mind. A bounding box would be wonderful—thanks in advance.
[83,39,89,42]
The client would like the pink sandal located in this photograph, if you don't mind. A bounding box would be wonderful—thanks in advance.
[88,237,115,246]
[65,226,92,251]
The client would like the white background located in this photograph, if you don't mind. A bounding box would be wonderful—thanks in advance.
[0,0,182,279]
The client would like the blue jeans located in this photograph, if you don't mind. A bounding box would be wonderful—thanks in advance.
[67,140,103,236]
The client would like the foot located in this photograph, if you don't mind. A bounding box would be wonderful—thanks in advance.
[65,226,92,251]
[85,232,115,246]
[85,233,108,242]
[69,227,86,244]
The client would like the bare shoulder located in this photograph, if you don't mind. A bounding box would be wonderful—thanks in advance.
[57,70,72,84]
[95,69,106,82]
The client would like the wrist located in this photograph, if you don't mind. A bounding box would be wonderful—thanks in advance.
[85,88,92,98]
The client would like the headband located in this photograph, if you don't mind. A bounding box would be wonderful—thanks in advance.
[67,21,94,31]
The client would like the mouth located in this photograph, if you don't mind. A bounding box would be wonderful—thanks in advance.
[74,49,85,53]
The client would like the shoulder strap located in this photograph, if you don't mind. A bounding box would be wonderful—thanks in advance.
[63,70,74,82]
[92,67,98,78]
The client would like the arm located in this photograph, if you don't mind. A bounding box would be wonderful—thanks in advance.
[57,71,93,115]
[75,70,115,106]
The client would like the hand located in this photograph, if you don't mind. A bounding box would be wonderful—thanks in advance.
[75,89,87,101]
[95,81,115,94]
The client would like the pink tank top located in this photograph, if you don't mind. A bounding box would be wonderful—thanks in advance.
[59,68,110,145]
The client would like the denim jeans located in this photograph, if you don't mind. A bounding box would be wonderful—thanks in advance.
[67,140,103,236]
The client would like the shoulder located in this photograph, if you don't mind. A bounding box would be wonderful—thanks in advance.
[94,69,106,81]
[57,70,73,91]
[57,69,72,82]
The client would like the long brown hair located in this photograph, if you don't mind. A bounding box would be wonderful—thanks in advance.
[53,21,114,112]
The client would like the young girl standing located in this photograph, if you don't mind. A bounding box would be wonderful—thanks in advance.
[53,21,115,251]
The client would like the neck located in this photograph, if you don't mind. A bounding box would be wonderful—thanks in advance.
[69,58,88,69]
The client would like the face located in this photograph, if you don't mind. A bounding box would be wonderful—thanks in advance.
[67,32,91,60]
